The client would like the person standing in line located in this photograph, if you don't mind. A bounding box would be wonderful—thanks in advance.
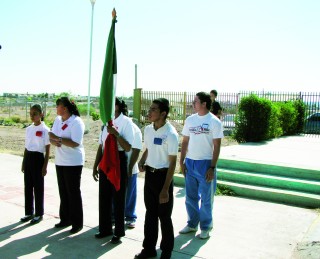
[49,97,85,234]
[92,98,135,244]
[135,98,179,259]
[125,121,142,228]
[179,92,224,239]
[210,89,222,119]
[21,104,50,225]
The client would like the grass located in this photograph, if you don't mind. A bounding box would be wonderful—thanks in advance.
[216,184,236,196]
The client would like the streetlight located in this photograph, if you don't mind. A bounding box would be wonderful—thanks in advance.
[86,0,96,132]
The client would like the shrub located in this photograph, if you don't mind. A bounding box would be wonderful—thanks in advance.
[273,100,305,135]
[44,110,54,127]
[233,94,273,142]
[77,104,96,116]
[268,104,282,138]
[276,102,297,135]
[3,118,15,126]
[44,119,54,128]
[293,100,306,133]
[233,95,306,142]
[20,119,29,124]
[91,111,100,121]
[10,115,21,123]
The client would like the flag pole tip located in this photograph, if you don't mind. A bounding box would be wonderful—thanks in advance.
[112,8,117,19]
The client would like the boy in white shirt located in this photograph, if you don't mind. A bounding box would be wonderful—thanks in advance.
[179,92,224,239]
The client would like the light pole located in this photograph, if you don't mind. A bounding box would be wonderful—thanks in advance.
[135,64,137,89]
[86,0,96,132]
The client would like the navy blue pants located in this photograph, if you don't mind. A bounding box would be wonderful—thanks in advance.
[24,151,44,217]
[99,151,128,237]
[142,168,174,254]
[125,173,138,221]
[56,165,83,229]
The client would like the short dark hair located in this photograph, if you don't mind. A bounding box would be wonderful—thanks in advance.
[196,92,211,110]
[30,104,44,121]
[210,90,218,96]
[115,97,128,116]
[153,98,170,119]
[31,104,43,114]
[56,96,80,116]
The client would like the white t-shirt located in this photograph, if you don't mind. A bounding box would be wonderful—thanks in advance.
[182,112,224,160]
[126,122,142,174]
[99,113,135,152]
[51,115,85,166]
[144,121,179,169]
[25,122,50,153]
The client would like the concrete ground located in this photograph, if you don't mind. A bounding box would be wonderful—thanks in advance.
[0,135,319,259]
[220,135,320,171]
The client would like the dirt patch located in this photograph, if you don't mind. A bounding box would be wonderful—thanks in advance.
[0,120,238,172]
[0,120,102,170]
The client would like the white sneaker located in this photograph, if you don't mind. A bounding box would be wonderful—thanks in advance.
[199,230,210,239]
[179,225,198,234]
[126,220,136,228]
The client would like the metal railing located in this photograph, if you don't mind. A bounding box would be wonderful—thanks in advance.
[133,89,320,134]
[1,90,319,134]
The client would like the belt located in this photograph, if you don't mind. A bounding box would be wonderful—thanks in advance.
[26,150,42,154]
[145,166,168,173]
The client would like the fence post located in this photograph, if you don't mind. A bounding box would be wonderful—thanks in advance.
[183,91,187,125]
[9,97,11,118]
[133,88,142,123]
[25,98,28,122]
[236,92,240,113]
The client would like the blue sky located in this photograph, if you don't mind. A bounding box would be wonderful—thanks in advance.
[1,0,319,97]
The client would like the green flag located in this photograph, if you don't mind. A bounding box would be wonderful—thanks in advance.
[99,15,117,125]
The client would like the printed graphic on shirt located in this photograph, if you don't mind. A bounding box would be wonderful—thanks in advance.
[189,123,210,135]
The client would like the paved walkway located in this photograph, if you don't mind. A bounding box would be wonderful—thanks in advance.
[220,135,320,170]
[0,135,319,258]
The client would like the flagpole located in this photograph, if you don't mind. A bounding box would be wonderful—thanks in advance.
[86,0,96,132]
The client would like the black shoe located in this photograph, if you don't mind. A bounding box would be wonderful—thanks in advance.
[134,249,157,259]
[30,216,43,225]
[111,235,121,244]
[70,226,83,234]
[55,222,71,228]
[160,251,172,259]
[95,231,113,239]
[20,215,34,222]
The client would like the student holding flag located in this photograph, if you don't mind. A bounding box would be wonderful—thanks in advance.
[92,98,135,244]
[92,8,136,244]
